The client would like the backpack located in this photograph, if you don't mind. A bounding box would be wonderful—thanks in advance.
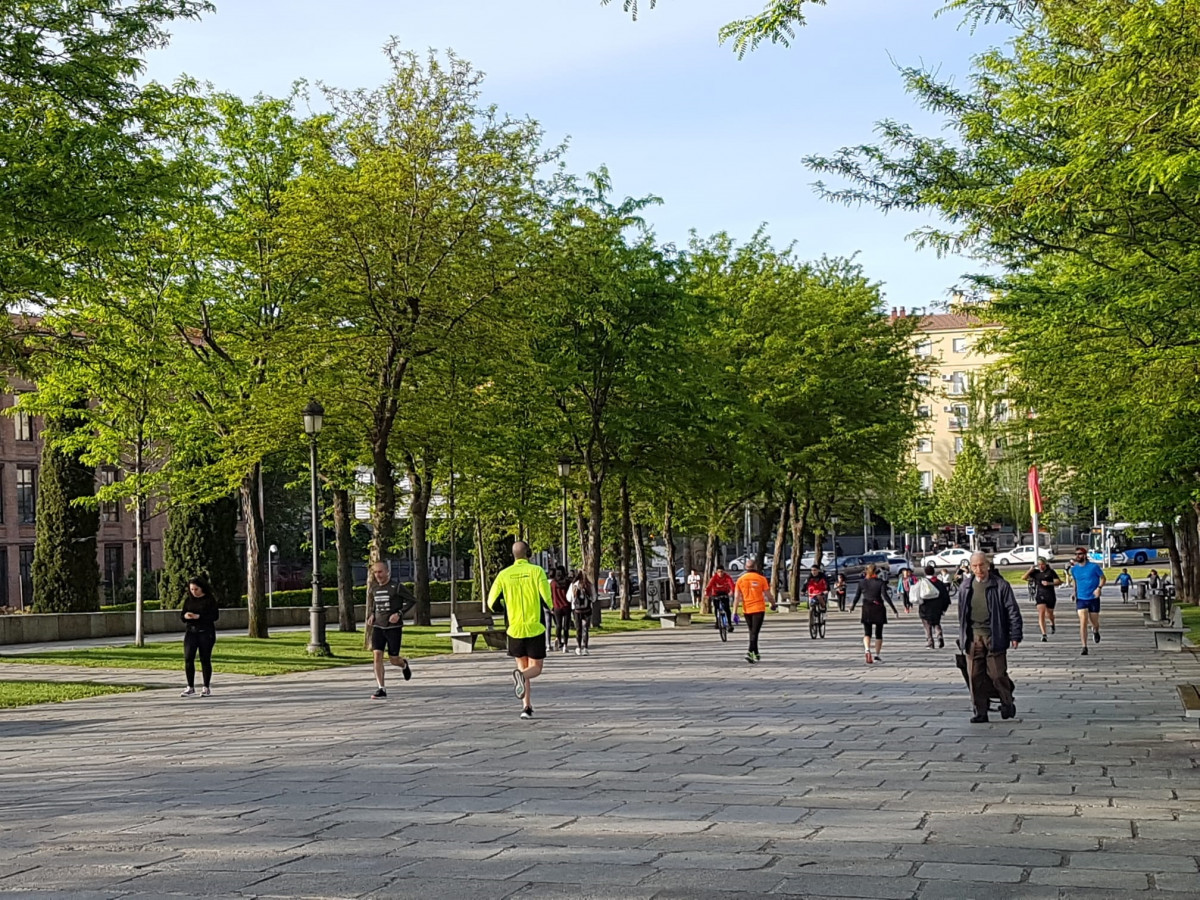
[915,577,940,602]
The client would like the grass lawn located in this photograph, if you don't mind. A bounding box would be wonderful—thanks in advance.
[1182,605,1200,646]
[0,680,144,709]
[0,610,665,676]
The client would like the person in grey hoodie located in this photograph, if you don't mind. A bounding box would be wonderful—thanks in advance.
[957,551,1024,724]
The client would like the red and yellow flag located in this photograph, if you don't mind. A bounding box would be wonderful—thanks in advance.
[1028,465,1043,516]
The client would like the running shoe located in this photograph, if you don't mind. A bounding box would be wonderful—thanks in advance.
[512,669,526,699]
[873,656,883,664]
[865,652,873,664]
[745,652,758,664]
[1093,630,1101,643]
[200,687,211,697]
[520,707,534,719]
[402,662,412,682]
[372,687,387,699]
[937,636,945,649]
[1080,647,1089,656]
[180,687,195,697]
[1041,634,1048,642]
[583,647,589,656]
[1051,623,1056,634]
[575,647,582,656]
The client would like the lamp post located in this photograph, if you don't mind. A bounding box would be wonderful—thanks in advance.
[557,458,572,573]
[303,400,330,656]
[268,544,277,609]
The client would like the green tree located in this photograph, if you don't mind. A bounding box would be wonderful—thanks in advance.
[936,440,998,543]
[30,409,101,613]
[160,496,240,609]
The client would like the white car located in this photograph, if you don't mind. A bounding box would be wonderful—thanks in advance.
[887,555,913,574]
[993,545,1055,566]
[921,547,973,569]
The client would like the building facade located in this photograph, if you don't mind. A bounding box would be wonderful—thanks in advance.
[903,309,1005,488]
[0,389,165,609]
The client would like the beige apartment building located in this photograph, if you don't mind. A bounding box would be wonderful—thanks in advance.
[898,308,1004,487]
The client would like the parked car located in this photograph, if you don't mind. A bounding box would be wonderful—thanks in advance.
[832,552,892,583]
[921,547,974,569]
[887,555,913,575]
[798,551,836,570]
[993,545,1055,566]
[727,555,772,577]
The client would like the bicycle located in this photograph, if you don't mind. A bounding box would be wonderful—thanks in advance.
[808,591,828,639]
[713,593,732,642]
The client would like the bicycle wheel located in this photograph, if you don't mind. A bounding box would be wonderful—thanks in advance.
[718,614,728,642]
[818,616,827,639]
[808,611,818,640]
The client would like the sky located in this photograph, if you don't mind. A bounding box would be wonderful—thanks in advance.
[143,0,1013,312]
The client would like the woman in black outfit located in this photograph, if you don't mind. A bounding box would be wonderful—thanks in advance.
[850,564,898,665]
[180,576,220,697]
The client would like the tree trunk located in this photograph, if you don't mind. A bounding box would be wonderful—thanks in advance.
[702,529,718,614]
[663,500,677,604]
[1175,504,1200,606]
[575,500,589,576]
[588,475,605,627]
[133,441,144,647]
[770,487,793,598]
[407,458,433,626]
[240,465,268,638]
[369,441,396,565]
[332,488,356,631]
[619,475,633,620]
[684,532,694,584]
[789,496,810,604]
[756,501,778,572]
[1186,504,1200,606]
[633,521,648,610]
[474,517,489,612]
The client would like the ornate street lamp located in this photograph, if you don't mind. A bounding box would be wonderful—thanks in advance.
[303,400,330,656]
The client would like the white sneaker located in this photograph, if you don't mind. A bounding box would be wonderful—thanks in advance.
[180,687,194,697]
[575,647,582,656]
[583,648,589,656]
[200,687,211,697]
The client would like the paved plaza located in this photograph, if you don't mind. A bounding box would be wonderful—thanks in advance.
[1,591,1199,899]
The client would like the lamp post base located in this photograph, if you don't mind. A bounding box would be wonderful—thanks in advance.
[306,605,331,656]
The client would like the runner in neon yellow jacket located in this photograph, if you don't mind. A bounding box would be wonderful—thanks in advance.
[487,542,552,719]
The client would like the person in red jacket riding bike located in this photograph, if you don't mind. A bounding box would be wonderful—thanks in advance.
[706,564,736,631]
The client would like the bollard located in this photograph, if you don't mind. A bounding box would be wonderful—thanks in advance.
[1136,582,1147,602]
[1149,591,1165,624]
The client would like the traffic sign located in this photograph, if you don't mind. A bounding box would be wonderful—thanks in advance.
[965,526,976,536]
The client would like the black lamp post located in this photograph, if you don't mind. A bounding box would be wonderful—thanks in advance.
[557,457,572,573]
[303,400,330,656]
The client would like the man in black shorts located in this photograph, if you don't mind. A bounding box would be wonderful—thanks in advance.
[366,560,415,699]
[487,541,552,719]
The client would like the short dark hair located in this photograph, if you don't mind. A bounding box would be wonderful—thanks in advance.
[924,564,935,576]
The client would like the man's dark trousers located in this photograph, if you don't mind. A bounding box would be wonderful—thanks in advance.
[968,635,1015,715]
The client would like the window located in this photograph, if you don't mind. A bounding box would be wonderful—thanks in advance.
[0,549,8,607]
[99,468,120,522]
[104,545,125,601]
[16,466,36,524]
[13,402,34,442]
[948,371,968,396]
[916,341,933,358]
[952,338,968,354]
[0,464,4,524]
[916,374,931,388]
[954,436,964,454]
[919,471,933,493]
[950,404,969,430]
[993,400,1010,423]
[916,438,932,453]
[917,405,932,419]
[142,542,152,571]
[18,546,34,607]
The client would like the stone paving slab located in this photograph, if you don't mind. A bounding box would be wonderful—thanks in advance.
[0,589,1198,897]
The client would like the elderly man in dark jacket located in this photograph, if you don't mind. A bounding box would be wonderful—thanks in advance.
[958,551,1023,723]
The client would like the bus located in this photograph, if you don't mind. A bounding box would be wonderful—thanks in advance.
[1089,523,1169,565]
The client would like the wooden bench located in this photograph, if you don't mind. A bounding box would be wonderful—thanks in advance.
[653,596,692,628]
[1152,607,1186,652]
[439,608,507,653]
[1176,684,1200,722]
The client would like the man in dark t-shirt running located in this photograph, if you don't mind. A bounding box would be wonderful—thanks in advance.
[366,560,416,699]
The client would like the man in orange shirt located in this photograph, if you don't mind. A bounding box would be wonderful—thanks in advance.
[733,559,775,664]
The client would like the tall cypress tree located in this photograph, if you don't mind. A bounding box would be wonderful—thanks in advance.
[160,495,240,608]
[31,411,101,613]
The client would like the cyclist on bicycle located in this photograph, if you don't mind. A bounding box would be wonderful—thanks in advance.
[803,566,829,611]
[706,564,736,632]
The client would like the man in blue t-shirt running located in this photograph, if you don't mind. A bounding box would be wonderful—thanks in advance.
[1069,547,1106,656]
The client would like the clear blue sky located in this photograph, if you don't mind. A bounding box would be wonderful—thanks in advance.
[144,0,1011,311]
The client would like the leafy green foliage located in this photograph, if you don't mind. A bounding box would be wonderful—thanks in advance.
[160,496,240,609]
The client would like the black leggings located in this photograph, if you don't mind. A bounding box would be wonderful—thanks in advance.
[552,608,571,646]
[574,610,591,648]
[184,630,215,688]
[745,611,765,654]
[863,622,884,640]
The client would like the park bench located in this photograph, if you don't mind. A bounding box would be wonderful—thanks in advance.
[1151,606,1186,652]
[652,596,693,628]
[439,607,507,654]
[1175,684,1200,724]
